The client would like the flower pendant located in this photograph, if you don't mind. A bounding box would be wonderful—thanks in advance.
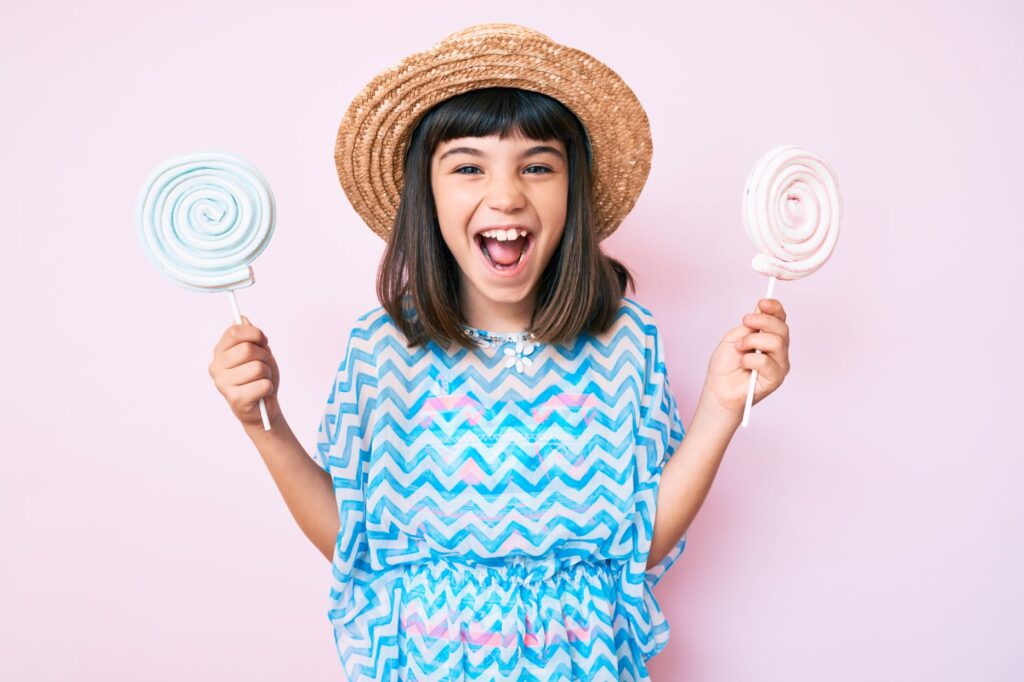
[503,338,536,373]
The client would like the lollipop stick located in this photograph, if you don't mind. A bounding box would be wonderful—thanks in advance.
[228,290,272,431]
[740,275,777,429]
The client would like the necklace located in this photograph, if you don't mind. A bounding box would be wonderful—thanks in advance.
[459,325,540,374]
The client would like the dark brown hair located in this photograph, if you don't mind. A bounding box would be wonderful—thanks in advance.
[377,87,635,350]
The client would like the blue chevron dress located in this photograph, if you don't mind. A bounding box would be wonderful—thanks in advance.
[312,297,687,681]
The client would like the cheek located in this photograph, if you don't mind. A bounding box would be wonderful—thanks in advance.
[534,229,565,266]
[433,184,479,228]
[436,224,466,260]
[540,181,569,223]
[435,220,477,268]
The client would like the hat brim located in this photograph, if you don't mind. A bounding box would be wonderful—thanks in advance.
[335,24,652,242]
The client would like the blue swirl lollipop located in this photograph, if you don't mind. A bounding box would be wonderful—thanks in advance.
[136,151,276,430]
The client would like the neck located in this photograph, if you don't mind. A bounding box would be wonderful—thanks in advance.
[459,280,536,333]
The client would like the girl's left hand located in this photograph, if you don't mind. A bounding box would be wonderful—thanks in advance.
[703,298,791,418]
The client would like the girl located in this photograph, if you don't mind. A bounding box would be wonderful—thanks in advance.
[208,24,790,682]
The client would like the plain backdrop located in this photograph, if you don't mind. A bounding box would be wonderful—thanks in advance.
[2,1,1021,680]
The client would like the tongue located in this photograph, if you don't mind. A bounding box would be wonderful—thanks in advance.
[484,236,525,266]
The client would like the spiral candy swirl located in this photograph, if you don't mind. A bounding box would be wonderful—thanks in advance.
[742,145,841,280]
[136,152,275,292]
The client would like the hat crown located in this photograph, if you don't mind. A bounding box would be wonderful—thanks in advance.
[439,23,552,45]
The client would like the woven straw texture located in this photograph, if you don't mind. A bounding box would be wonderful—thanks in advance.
[335,23,652,242]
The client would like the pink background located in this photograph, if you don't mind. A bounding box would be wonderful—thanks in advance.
[2,1,1021,679]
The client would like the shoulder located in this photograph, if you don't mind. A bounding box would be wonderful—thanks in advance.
[619,296,656,324]
[330,306,391,376]
[347,304,395,346]
[616,296,662,341]
[618,297,674,376]
[347,304,424,362]
[588,297,663,371]
[585,296,659,345]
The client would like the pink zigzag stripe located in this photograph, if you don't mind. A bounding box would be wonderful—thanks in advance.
[419,395,486,427]
[400,609,593,648]
[532,392,600,425]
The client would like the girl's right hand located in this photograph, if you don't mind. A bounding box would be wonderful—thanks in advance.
[208,316,282,428]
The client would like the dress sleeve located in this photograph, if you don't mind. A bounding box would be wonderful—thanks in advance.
[618,308,688,664]
[313,324,377,475]
[312,321,378,625]
[639,317,688,587]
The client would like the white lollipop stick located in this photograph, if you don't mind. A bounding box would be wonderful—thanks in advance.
[137,151,276,431]
[740,145,842,428]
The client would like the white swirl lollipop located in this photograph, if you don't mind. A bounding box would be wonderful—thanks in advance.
[136,151,276,430]
[740,145,842,427]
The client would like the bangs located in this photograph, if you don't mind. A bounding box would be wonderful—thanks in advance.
[407,87,592,171]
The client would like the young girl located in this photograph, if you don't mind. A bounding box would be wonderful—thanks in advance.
[208,24,790,682]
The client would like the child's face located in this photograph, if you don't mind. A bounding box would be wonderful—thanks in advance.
[430,132,568,312]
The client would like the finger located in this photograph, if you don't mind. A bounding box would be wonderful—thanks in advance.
[738,338,791,375]
[722,323,753,345]
[742,353,786,399]
[740,349,785,379]
[223,359,273,387]
[233,378,275,405]
[742,312,789,343]
[220,341,274,371]
[214,321,269,355]
[214,323,265,356]
[735,331,785,355]
[757,297,787,322]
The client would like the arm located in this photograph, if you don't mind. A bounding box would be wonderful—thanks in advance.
[243,413,339,562]
[646,297,790,570]
[646,389,739,569]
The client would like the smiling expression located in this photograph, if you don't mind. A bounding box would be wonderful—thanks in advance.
[430,132,569,315]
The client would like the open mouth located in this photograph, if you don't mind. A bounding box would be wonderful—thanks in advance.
[474,231,534,276]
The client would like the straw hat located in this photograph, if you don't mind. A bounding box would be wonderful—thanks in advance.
[334,23,652,242]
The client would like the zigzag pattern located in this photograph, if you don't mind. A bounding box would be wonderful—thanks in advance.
[313,297,687,681]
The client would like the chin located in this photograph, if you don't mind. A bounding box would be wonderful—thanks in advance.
[473,278,537,305]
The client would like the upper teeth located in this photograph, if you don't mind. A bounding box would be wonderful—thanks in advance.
[480,228,528,241]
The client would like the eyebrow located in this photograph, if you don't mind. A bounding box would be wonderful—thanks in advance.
[437,144,565,163]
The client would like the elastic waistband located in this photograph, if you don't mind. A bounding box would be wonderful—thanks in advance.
[407,553,614,590]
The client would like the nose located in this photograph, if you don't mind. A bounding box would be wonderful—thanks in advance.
[485,172,527,212]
